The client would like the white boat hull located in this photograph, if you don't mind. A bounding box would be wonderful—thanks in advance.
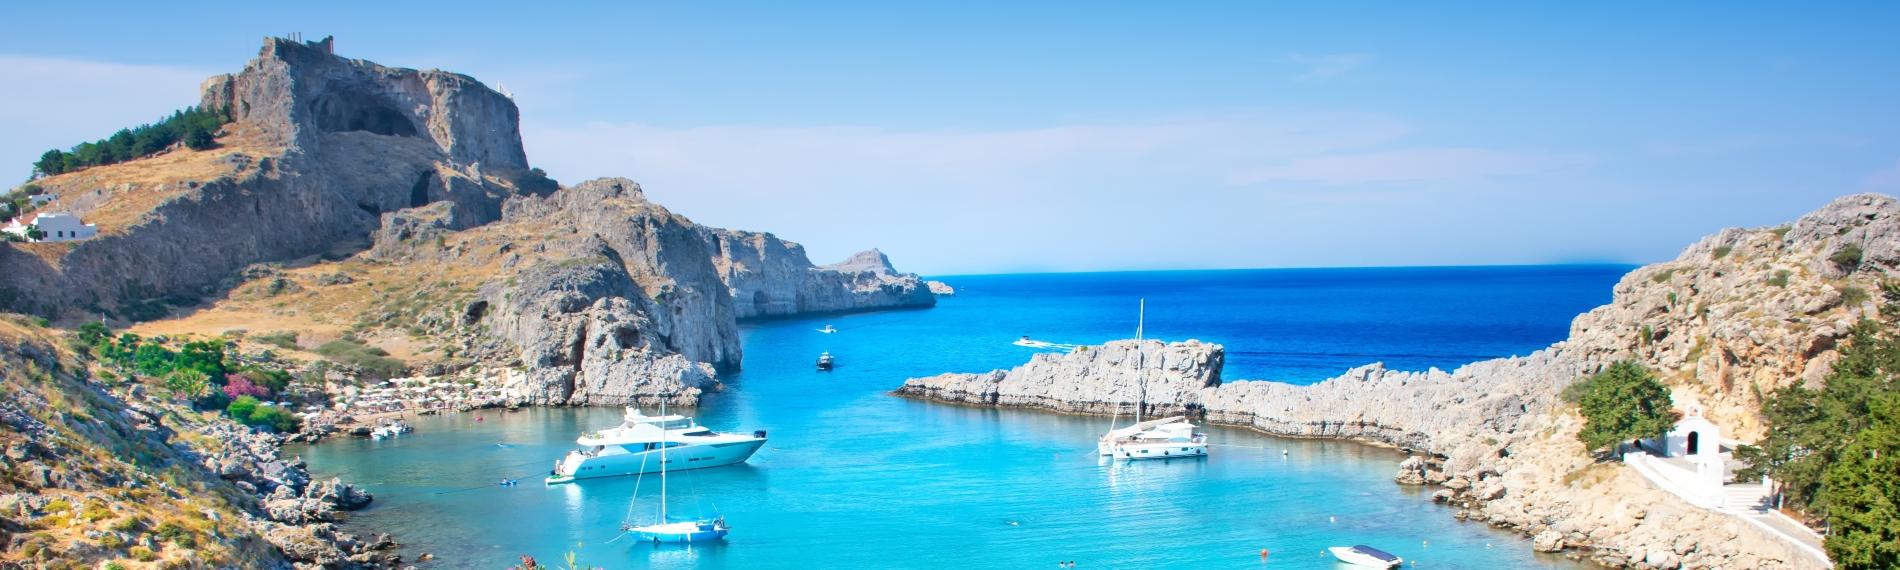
[1106,440,1208,460]
[548,438,765,483]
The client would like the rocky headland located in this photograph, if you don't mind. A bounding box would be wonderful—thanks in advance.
[898,194,1900,569]
[4,36,935,407]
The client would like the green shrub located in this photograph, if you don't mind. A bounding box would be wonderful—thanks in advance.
[1572,361,1676,453]
[225,396,300,432]
[32,106,229,176]
[1651,268,1677,284]
[1768,270,1791,287]
[1844,285,1871,306]
[1833,244,1865,270]
[315,337,405,379]
[253,330,299,350]
[129,545,156,561]
[1712,245,1732,259]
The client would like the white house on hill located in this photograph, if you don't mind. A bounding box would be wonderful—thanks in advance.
[3,212,98,242]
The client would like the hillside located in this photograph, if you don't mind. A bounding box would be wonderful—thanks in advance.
[0,317,394,568]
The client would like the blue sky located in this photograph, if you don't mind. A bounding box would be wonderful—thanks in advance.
[2,2,1896,274]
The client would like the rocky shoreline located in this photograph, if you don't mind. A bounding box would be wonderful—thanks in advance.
[895,341,1817,569]
[892,195,1900,569]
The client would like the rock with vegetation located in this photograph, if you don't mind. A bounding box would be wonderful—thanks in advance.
[0,316,394,568]
[0,35,538,319]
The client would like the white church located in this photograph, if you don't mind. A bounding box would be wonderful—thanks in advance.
[3,212,98,242]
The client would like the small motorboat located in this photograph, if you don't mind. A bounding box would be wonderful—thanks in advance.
[1328,545,1402,568]
[817,325,838,334]
[816,351,834,371]
[1012,335,1043,347]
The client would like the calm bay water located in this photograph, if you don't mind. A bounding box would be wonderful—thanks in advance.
[294,265,1628,569]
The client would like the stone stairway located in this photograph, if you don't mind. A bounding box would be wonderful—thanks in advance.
[1721,483,1773,513]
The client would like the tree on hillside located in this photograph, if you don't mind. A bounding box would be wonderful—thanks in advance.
[1817,394,1900,568]
[1734,284,1900,568]
[1573,361,1677,453]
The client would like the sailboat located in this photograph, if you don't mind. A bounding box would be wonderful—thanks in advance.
[1097,299,1210,460]
[621,397,729,543]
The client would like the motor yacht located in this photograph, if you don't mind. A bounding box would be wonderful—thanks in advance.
[546,407,766,484]
[817,351,834,371]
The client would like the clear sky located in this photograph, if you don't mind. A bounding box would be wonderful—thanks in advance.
[2,2,1896,275]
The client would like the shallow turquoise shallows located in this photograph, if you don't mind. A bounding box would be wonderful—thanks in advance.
[293,266,1627,569]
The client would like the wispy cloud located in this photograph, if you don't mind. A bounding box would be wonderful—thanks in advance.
[1285,53,1372,81]
[1230,148,1588,185]
[0,55,211,179]
[1641,134,1869,157]
[519,112,1585,272]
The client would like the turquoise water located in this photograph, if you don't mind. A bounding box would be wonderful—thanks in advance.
[294,266,1626,569]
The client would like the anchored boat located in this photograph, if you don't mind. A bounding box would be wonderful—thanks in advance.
[546,407,766,484]
[816,351,834,371]
[620,399,730,543]
[1097,299,1210,461]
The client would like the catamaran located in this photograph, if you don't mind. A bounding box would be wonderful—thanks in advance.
[546,407,766,484]
[1097,299,1210,460]
[619,398,730,543]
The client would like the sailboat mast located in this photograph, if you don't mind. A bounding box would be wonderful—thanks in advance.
[1135,298,1145,425]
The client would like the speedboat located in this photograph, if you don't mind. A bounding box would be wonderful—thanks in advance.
[546,407,766,484]
[817,325,838,334]
[1328,545,1402,568]
[817,352,834,371]
[1012,335,1045,347]
[1098,416,1209,460]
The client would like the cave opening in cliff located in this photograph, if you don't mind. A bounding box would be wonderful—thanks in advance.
[311,87,419,137]
[410,170,434,208]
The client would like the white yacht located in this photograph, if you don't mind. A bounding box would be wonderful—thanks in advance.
[546,407,766,484]
[817,324,838,334]
[1098,416,1209,460]
[1098,299,1211,461]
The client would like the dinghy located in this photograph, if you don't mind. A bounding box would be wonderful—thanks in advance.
[1327,545,1402,568]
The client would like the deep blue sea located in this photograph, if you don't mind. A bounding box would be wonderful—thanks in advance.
[293,265,1628,569]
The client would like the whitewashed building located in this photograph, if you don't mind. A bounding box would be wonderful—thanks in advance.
[3,212,98,242]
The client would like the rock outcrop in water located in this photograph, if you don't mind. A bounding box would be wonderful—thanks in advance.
[898,194,1900,569]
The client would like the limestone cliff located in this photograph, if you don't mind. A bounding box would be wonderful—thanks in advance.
[896,194,1898,569]
[716,243,935,319]
[0,36,537,318]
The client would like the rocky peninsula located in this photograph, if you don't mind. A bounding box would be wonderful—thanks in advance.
[899,194,1900,569]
